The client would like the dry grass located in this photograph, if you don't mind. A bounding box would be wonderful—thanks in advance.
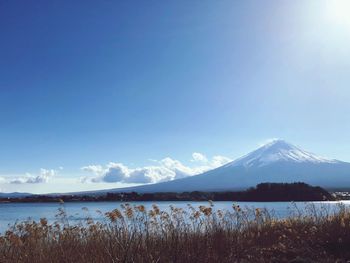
[1,202,350,263]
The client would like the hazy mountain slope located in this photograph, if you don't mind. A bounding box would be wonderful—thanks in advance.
[78,140,350,194]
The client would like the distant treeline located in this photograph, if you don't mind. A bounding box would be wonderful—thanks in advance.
[0,182,335,203]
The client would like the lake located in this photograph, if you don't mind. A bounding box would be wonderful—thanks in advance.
[1,200,350,233]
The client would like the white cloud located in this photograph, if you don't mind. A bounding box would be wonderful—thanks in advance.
[82,153,232,184]
[82,162,175,184]
[81,165,104,175]
[99,163,129,183]
[159,157,197,179]
[211,155,233,167]
[127,166,174,184]
[191,152,208,163]
[9,168,58,184]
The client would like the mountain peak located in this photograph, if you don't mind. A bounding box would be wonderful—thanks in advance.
[227,140,339,168]
[261,139,294,149]
[87,140,349,193]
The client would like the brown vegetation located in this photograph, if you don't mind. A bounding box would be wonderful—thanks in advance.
[1,202,350,262]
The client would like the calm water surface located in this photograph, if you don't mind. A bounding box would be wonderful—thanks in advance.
[1,201,349,233]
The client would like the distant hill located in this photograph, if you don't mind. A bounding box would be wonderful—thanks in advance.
[0,192,32,198]
[100,182,334,202]
[2,183,334,202]
[237,182,334,201]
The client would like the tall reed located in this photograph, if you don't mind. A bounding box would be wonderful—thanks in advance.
[1,202,349,262]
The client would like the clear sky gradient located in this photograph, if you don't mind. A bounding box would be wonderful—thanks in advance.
[1,0,350,193]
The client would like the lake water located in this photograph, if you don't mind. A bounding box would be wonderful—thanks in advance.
[1,201,350,233]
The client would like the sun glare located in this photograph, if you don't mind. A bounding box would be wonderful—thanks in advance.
[328,0,350,27]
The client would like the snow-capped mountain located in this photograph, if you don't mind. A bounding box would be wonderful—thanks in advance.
[86,140,350,194]
[227,140,339,168]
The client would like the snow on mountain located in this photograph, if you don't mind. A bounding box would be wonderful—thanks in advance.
[227,140,339,168]
[78,140,350,194]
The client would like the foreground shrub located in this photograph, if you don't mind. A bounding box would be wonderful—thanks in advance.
[1,202,350,262]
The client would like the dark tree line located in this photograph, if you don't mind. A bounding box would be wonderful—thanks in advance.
[0,182,335,203]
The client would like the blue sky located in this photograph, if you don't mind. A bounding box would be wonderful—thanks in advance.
[1,0,350,193]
